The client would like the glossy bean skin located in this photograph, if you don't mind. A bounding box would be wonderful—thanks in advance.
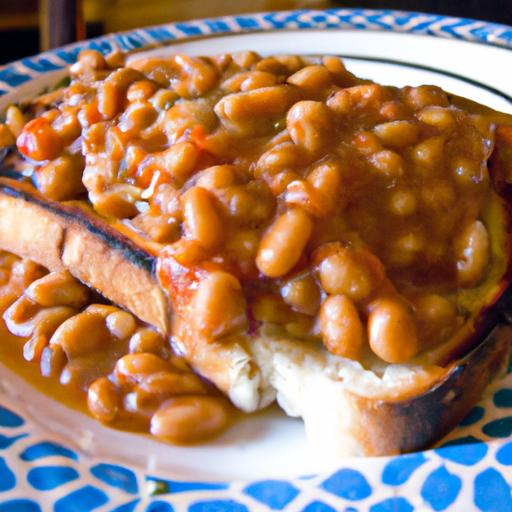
[88,377,120,423]
[17,118,63,161]
[191,271,247,339]
[106,310,137,340]
[115,353,170,384]
[256,208,313,278]
[150,396,228,443]
[455,220,489,287]
[320,295,364,359]
[280,274,320,315]
[367,299,419,363]
[49,310,111,358]
[286,100,332,154]
[318,246,383,303]
[25,271,88,308]
[182,187,224,250]
[35,154,85,201]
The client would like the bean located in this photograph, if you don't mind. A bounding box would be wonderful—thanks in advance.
[388,188,417,216]
[287,100,332,154]
[306,158,344,215]
[252,294,293,324]
[455,220,489,287]
[150,89,179,111]
[417,106,455,131]
[23,335,48,363]
[118,101,157,135]
[280,273,320,315]
[420,180,455,211]
[410,136,445,173]
[414,294,457,344]
[34,154,85,201]
[256,142,303,177]
[6,105,26,137]
[135,371,206,409]
[25,270,89,308]
[232,50,261,68]
[128,328,165,354]
[267,170,302,196]
[451,156,488,186]
[328,84,383,114]
[98,68,142,119]
[191,271,247,339]
[161,142,199,184]
[126,80,158,102]
[0,124,15,149]
[256,208,313,277]
[182,186,223,249]
[403,85,449,110]
[196,165,237,190]
[71,50,106,75]
[86,304,121,318]
[240,71,277,91]
[3,296,41,337]
[92,184,142,219]
[387,232,425,267]
[322,56,357,86]
[373,120,419,148]
[218,182,275,225]
[106,310,137,340]
[172,55,218,98]
[87,377,120,423]
[254,56,289,74]
[49,310,110,358]
[274,55,305,73]
[367,299,419,363]
[287,65,332,94]
[167,239,208,267]
[318,247,381,302]
[215,86,298,135]
[150,396,228,443]
[16,118,63,161]
[98,82,123,120]
[284,180,324,217]
[320,295,364,359]
[40,344,67,378]
[225,229,260,264]
[52,107,82,145]
[115,353,170,384]
[369,150,405,178]
[351,131,383,155]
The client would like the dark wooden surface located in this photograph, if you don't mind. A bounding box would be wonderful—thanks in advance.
[40,0,84,50]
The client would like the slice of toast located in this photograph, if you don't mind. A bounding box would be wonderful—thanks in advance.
[0,177,509,456]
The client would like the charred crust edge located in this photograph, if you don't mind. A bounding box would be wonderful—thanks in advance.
[0,180,155,274]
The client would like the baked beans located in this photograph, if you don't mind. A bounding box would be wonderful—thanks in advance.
[3,48,505,369]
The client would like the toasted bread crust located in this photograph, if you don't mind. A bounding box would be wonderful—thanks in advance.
[0,178,169,334]
[0,177,509,455]
[350,325,511,454]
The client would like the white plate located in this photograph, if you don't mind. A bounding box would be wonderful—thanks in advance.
[0,10,511,511]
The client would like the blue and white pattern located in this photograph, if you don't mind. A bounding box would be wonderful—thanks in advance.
[1,9,512,95]
[0,9,511,510]
[0,362,511,510]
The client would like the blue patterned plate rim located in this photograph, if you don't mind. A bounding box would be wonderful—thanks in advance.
[1,8,512,96]
[0,9,512,511]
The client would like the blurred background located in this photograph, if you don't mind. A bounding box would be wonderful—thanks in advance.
[1,0,511,65]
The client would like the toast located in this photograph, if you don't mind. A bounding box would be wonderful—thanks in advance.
[1,49,512,456]
[0,177,510,455]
